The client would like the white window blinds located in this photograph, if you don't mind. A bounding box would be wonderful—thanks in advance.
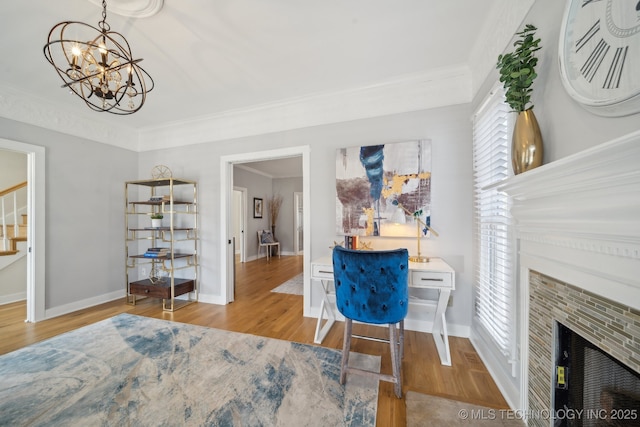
[472,86,516,359]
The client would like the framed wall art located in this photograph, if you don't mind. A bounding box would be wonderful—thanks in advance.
[335,140,432,237]
[253,197,263,218]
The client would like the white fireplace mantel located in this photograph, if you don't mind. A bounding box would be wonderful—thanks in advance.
[498,129,640,310]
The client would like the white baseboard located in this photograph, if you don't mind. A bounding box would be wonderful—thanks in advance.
[44,290,123,320]
[0,291,26,306]
[469,327,520,410]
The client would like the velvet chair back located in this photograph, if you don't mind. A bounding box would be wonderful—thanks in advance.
[332,246,409,325]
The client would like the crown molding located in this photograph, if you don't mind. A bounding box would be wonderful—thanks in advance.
[137,66,472,151]
[0,84,138,150]
[1,66,470,152]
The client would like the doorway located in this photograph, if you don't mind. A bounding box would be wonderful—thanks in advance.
[220,146,310,305]
[0,138,45,322]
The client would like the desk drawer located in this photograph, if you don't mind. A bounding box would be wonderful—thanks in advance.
[312,264,334,280]
[410,271,452,289]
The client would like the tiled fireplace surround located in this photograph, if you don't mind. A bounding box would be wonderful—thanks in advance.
[498,130,640,426]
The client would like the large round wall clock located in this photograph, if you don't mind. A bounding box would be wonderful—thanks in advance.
[559,0,640,116]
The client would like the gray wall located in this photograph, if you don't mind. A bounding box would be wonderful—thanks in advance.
[272,177,303,254]
[137,104,475,332]
[233,166,273,260]
[0,118,138,311]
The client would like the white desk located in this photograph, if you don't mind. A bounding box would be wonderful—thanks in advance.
[311,256,455,366]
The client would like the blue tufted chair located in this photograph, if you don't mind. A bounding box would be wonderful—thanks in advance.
[332,246,409,398]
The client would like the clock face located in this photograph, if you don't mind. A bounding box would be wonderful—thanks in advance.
[559,0,640,116]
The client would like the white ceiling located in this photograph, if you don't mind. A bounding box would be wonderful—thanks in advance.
[0,1,532,151]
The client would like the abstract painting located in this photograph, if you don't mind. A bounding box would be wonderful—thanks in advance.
[336,140,432,237]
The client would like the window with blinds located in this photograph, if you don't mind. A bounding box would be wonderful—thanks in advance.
[472,86,516,361]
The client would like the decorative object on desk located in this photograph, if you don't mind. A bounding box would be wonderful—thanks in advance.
[43,0,154,115]
[344,234,359,249]
[150,212,163,228]
[330,240,344,249]
[358,240,373,250]
[0,314,379,426]
[392,201,439,263]
[496,24,543,175]
[253,197,263,218]
[271,273,303,295]
[336,140,432,237]
[151,165,172,179]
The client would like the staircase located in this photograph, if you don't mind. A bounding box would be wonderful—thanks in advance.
[1,181,28,258]
[0,214,27,256]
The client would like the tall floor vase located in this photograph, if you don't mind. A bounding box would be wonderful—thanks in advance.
[512,109,543,175]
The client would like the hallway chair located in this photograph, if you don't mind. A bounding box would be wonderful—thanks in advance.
[257,230,280,260]
[332,246,409,398]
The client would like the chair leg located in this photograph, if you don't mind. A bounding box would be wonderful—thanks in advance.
[399,320,405,361]
[340,318,352,385]
[389,323,402,398]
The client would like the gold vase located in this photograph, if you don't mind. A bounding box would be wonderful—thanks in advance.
[512,109,543,175]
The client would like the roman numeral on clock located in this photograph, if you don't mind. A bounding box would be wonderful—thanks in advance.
[576,20,600,52]
[603,46,628,89]
[580,38,610,82]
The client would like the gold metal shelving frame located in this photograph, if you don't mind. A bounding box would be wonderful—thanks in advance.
[124,177,198,311]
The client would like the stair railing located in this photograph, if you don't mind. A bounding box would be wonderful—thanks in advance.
[0,181,27,251]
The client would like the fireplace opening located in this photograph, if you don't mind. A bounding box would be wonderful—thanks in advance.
[553,322,640,426]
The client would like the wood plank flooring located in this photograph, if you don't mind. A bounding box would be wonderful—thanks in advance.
[0,255,509,426]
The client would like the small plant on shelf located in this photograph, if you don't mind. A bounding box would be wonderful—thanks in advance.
[150,212,163,228]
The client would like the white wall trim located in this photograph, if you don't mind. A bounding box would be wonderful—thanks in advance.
[220,146,311,308]
[44,290,122,320]
[140,67,471,150]
[0,291,27,306]
[0,84,138,150]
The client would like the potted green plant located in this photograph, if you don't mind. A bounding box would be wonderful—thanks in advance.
[496,24,543,174]
[151,212,163,228]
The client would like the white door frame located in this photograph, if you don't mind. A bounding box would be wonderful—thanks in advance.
[0,138,45,322]
[220,146,310,304]
[294,191,303,255]
[233,186,247,262]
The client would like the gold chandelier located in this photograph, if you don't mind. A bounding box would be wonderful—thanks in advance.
[43,0,154,114]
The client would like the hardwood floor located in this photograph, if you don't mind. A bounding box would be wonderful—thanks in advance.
[0,255,508,426]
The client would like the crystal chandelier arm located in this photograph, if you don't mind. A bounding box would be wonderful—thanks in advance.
[58,58,144,89]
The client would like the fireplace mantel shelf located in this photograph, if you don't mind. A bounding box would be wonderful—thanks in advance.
[498,129,640,309]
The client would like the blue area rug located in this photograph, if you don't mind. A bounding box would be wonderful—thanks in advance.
[0,314,379,426]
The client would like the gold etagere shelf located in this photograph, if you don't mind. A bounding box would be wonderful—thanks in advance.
[124,177,198,312]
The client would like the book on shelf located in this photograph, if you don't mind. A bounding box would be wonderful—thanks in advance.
[148,195,170,202]
[143,247,169,258]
